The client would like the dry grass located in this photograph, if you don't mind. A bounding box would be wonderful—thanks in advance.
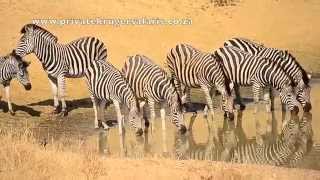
[0,129,320,180]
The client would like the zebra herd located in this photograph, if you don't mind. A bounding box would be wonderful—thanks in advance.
[0,24,312,139]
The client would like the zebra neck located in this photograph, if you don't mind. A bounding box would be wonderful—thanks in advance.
[0,62,15,82]
[34,38,60,66]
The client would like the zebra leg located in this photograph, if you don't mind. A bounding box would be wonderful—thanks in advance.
[113,101,124,136]
[99,100,110,129]
[91,96,100,129]
[57,75,68,116]
[252,84,261,114]
[235,85,245,110]
[160,103,166,131]
[263,87,271,113]
[269,87,275,111]
[48,75,60,114]
[4,85,14,115]
[148,99,156,134]
[201,85,214,121]
[139,101,149,131]
[114,101,126,156]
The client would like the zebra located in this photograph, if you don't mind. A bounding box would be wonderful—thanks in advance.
[0,50,31,115]
[224,37,312,112]
[15,24,107,116]
[230,115,302,166]
[214,45,300,114]
[84,58,143,136]
[122,55,186,134]
[165,43,234,121]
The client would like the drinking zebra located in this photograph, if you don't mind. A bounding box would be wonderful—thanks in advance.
[15,24,107,116]
[0,50,31,115]
[214,45,300,114]
[224,37,311,112]
[165,43,234,120]
[84,59,143,136]
[122,55,186,134]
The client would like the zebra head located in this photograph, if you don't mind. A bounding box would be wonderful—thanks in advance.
[128,99,143,136]
[16,24,57,57]
[9,50,32,90]
[279,80,300,114]
[167,84,187,134]
[216,81,235,120]
[295,80,312,112]
[280,50,312,112]
[16,24,36,57]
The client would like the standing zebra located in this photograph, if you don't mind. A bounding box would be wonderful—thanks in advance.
[165,44,234,120]
[0,50,31,115]
[84,59,143,136]
[122,55,186,134]
[15,24,107,116]
[214,46,300,114]
[224,37,312,112]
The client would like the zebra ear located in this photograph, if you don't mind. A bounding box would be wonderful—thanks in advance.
[20,24,34,34]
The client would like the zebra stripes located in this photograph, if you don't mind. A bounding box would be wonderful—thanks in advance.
[214,45,300,113]
[15,24,107,116]
[122,55,186,134]
[0,50,31,115]
[166,43,234,120]
[84,59,143,136]
[224,37,312,112]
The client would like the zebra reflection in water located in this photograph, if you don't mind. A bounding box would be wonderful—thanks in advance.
[174,111,313,168]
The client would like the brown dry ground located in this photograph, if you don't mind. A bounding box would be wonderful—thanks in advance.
[0,0,320,179]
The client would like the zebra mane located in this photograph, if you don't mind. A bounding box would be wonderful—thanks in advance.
[282,50,310,85]
[20,24,58,43]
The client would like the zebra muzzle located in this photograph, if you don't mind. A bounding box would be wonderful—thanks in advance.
[24,83,32,90]
[291,106,299,115]
[179,125,187,134]
[303,103,312,112]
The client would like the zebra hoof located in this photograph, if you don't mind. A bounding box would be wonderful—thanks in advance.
[224,112,234,120]
[9,110,15,116]
[60,110,68,117]
[144,118,150,128]
[136,128,143,136]
[179,125,187,134]
[239,104,246,111]
[52,107,61,114]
